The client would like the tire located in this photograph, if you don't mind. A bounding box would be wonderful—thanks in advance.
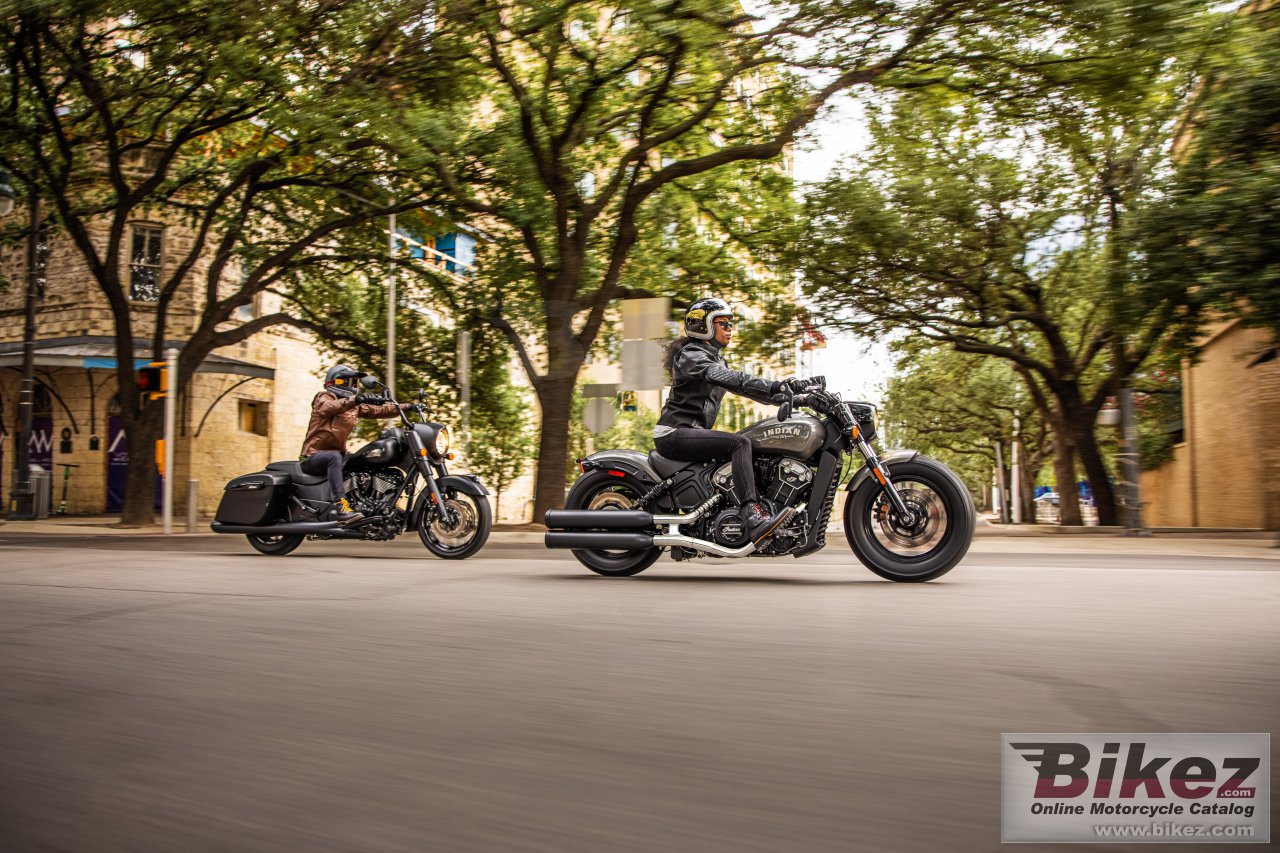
[418,491,492,559]
[843,457,975,582]
[564,469,662,577]
[246,533,304,556]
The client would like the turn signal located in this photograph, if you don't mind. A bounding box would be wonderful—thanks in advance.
[447,453,455,460]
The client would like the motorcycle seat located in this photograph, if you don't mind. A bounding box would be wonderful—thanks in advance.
[266,461,329,486]
[648,451,697,479]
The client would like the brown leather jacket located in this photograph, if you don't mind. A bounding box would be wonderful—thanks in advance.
[300,392,403,458]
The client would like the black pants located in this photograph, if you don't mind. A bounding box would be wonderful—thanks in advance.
[655,428,757,505]
[300,451,346,502]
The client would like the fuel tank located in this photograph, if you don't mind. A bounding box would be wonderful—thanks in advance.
[347,433,403,469]
[738,414,826,460]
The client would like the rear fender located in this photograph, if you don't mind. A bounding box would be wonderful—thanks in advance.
[578,449,660,487]
[844,449,919,492]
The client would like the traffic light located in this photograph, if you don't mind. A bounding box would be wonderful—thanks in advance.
[620,390,638,412]
[138,362,167,400]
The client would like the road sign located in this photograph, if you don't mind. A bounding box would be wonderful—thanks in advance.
[583,397,616,434]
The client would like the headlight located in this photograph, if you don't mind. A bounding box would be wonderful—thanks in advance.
[435,426,451,456]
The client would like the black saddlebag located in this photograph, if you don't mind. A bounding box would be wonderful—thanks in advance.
[215,471,292,525]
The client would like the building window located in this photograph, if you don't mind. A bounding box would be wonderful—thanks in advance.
[129,224,163,302]
[238,400,269,436]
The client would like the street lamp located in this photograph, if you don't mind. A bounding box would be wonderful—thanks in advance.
[0,168,42,519]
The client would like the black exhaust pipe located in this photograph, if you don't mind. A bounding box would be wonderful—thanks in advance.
[211,520,343,535]
[544,509,653,529]
[545,531,655,550]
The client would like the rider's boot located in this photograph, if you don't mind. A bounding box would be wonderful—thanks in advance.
[742,500,792,544]
[329,498,364,525]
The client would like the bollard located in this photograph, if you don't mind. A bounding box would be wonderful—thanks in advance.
[187,479,198,533]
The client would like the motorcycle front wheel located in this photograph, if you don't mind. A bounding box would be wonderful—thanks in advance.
[843,457,975,582]
[418,491,492,559]
[564,469,662,577]
[246,533,304,556]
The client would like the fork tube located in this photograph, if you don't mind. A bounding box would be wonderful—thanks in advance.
[855,437,914,521]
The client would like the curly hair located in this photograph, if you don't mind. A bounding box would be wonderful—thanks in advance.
[663,335,693,378]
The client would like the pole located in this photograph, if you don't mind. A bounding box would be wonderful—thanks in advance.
[994,439,1009,524]
[9,192,40,519]
[387,212,396,396]
[162,347,177,534]
[1011,416,1023,524]
[457,329,471,443]
[1118,384,1146,535]
[186,479,198,533]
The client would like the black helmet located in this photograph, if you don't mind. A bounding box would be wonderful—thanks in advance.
[683,297,732,341]
[324,364,361,398]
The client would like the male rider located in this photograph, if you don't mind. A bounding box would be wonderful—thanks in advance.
[300,365,404,523]
[655,298,824,544]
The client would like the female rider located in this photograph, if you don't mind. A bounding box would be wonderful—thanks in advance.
[654,298,823,544]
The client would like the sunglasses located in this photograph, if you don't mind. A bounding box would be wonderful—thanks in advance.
[714,320,734,331]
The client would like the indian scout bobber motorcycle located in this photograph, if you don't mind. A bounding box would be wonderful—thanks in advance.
[212,376,491,558]
[545,385,975,582]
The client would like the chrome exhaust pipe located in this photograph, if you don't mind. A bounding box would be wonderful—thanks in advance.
[211,520,342,535]
[652,534,757,558]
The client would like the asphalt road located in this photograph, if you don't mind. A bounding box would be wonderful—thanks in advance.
[0,534,1276,852]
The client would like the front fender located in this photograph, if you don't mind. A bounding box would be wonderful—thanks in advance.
[437,474,489,497]
[844,449,920,492]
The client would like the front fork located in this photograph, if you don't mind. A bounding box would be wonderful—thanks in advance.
[408,430,454,524]
[852,435,917,526]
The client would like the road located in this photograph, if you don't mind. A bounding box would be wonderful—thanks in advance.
[0,533,1276,852]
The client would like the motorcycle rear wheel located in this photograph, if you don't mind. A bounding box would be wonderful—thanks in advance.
[565,470,662,576]
[843,457,974,582]
[246,533,304,556]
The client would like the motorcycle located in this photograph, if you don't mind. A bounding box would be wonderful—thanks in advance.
[544,383,974,581]
[211,376,492,558]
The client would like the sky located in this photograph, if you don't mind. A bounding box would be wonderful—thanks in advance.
[790,96,896,406]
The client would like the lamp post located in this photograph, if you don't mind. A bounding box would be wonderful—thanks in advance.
[0,169,41,520]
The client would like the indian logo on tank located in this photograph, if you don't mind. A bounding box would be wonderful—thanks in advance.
[761,424,806,440]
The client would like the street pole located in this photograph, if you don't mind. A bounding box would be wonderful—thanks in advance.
[162,347,177,534]
[1118,384,1146,536]
[994,439,1009,524]
[457,329,471,444]
[9,191,40,519]
[387,212,396,396]
[1011,416,1023,524]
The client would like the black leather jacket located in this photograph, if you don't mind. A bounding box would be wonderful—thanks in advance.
[657,339,780,431]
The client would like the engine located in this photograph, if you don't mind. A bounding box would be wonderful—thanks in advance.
[699,457,815,555]
[343,468,407,515]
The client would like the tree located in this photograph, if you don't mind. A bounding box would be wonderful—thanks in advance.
[797,0,1214,525]
[0,0,450,524]
[1146,4,1280,342]
[400,0,1058,519]
[466,362,536,519]
[883,346,1051,522]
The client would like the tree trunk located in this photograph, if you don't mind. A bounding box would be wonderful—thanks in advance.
[532,373,577,523]
[119,404,163,526]
[1052,432,1083,526]
[1071,420,1117,526]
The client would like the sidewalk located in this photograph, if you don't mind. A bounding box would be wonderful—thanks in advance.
[1,513,1273,542]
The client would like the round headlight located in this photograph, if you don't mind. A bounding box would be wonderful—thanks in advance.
[435,426,451,456]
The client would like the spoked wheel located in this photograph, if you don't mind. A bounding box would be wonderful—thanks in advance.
[418,491,492,559]
[565,470,662,576]
[843,457,975,582]
[246,533,304,556]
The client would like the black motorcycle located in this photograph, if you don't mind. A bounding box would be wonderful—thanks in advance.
[545,384,974,581]
[212,376,492,558]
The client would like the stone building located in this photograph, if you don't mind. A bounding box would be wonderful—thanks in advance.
[1139,318,1280,529]
[0,211,481,520]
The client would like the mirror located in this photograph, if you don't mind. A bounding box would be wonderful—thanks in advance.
[360,375,379,389]
[777,398,792,422]
[418,387,427,402]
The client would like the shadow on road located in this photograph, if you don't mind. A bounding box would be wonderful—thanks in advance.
[538,573,965,586]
